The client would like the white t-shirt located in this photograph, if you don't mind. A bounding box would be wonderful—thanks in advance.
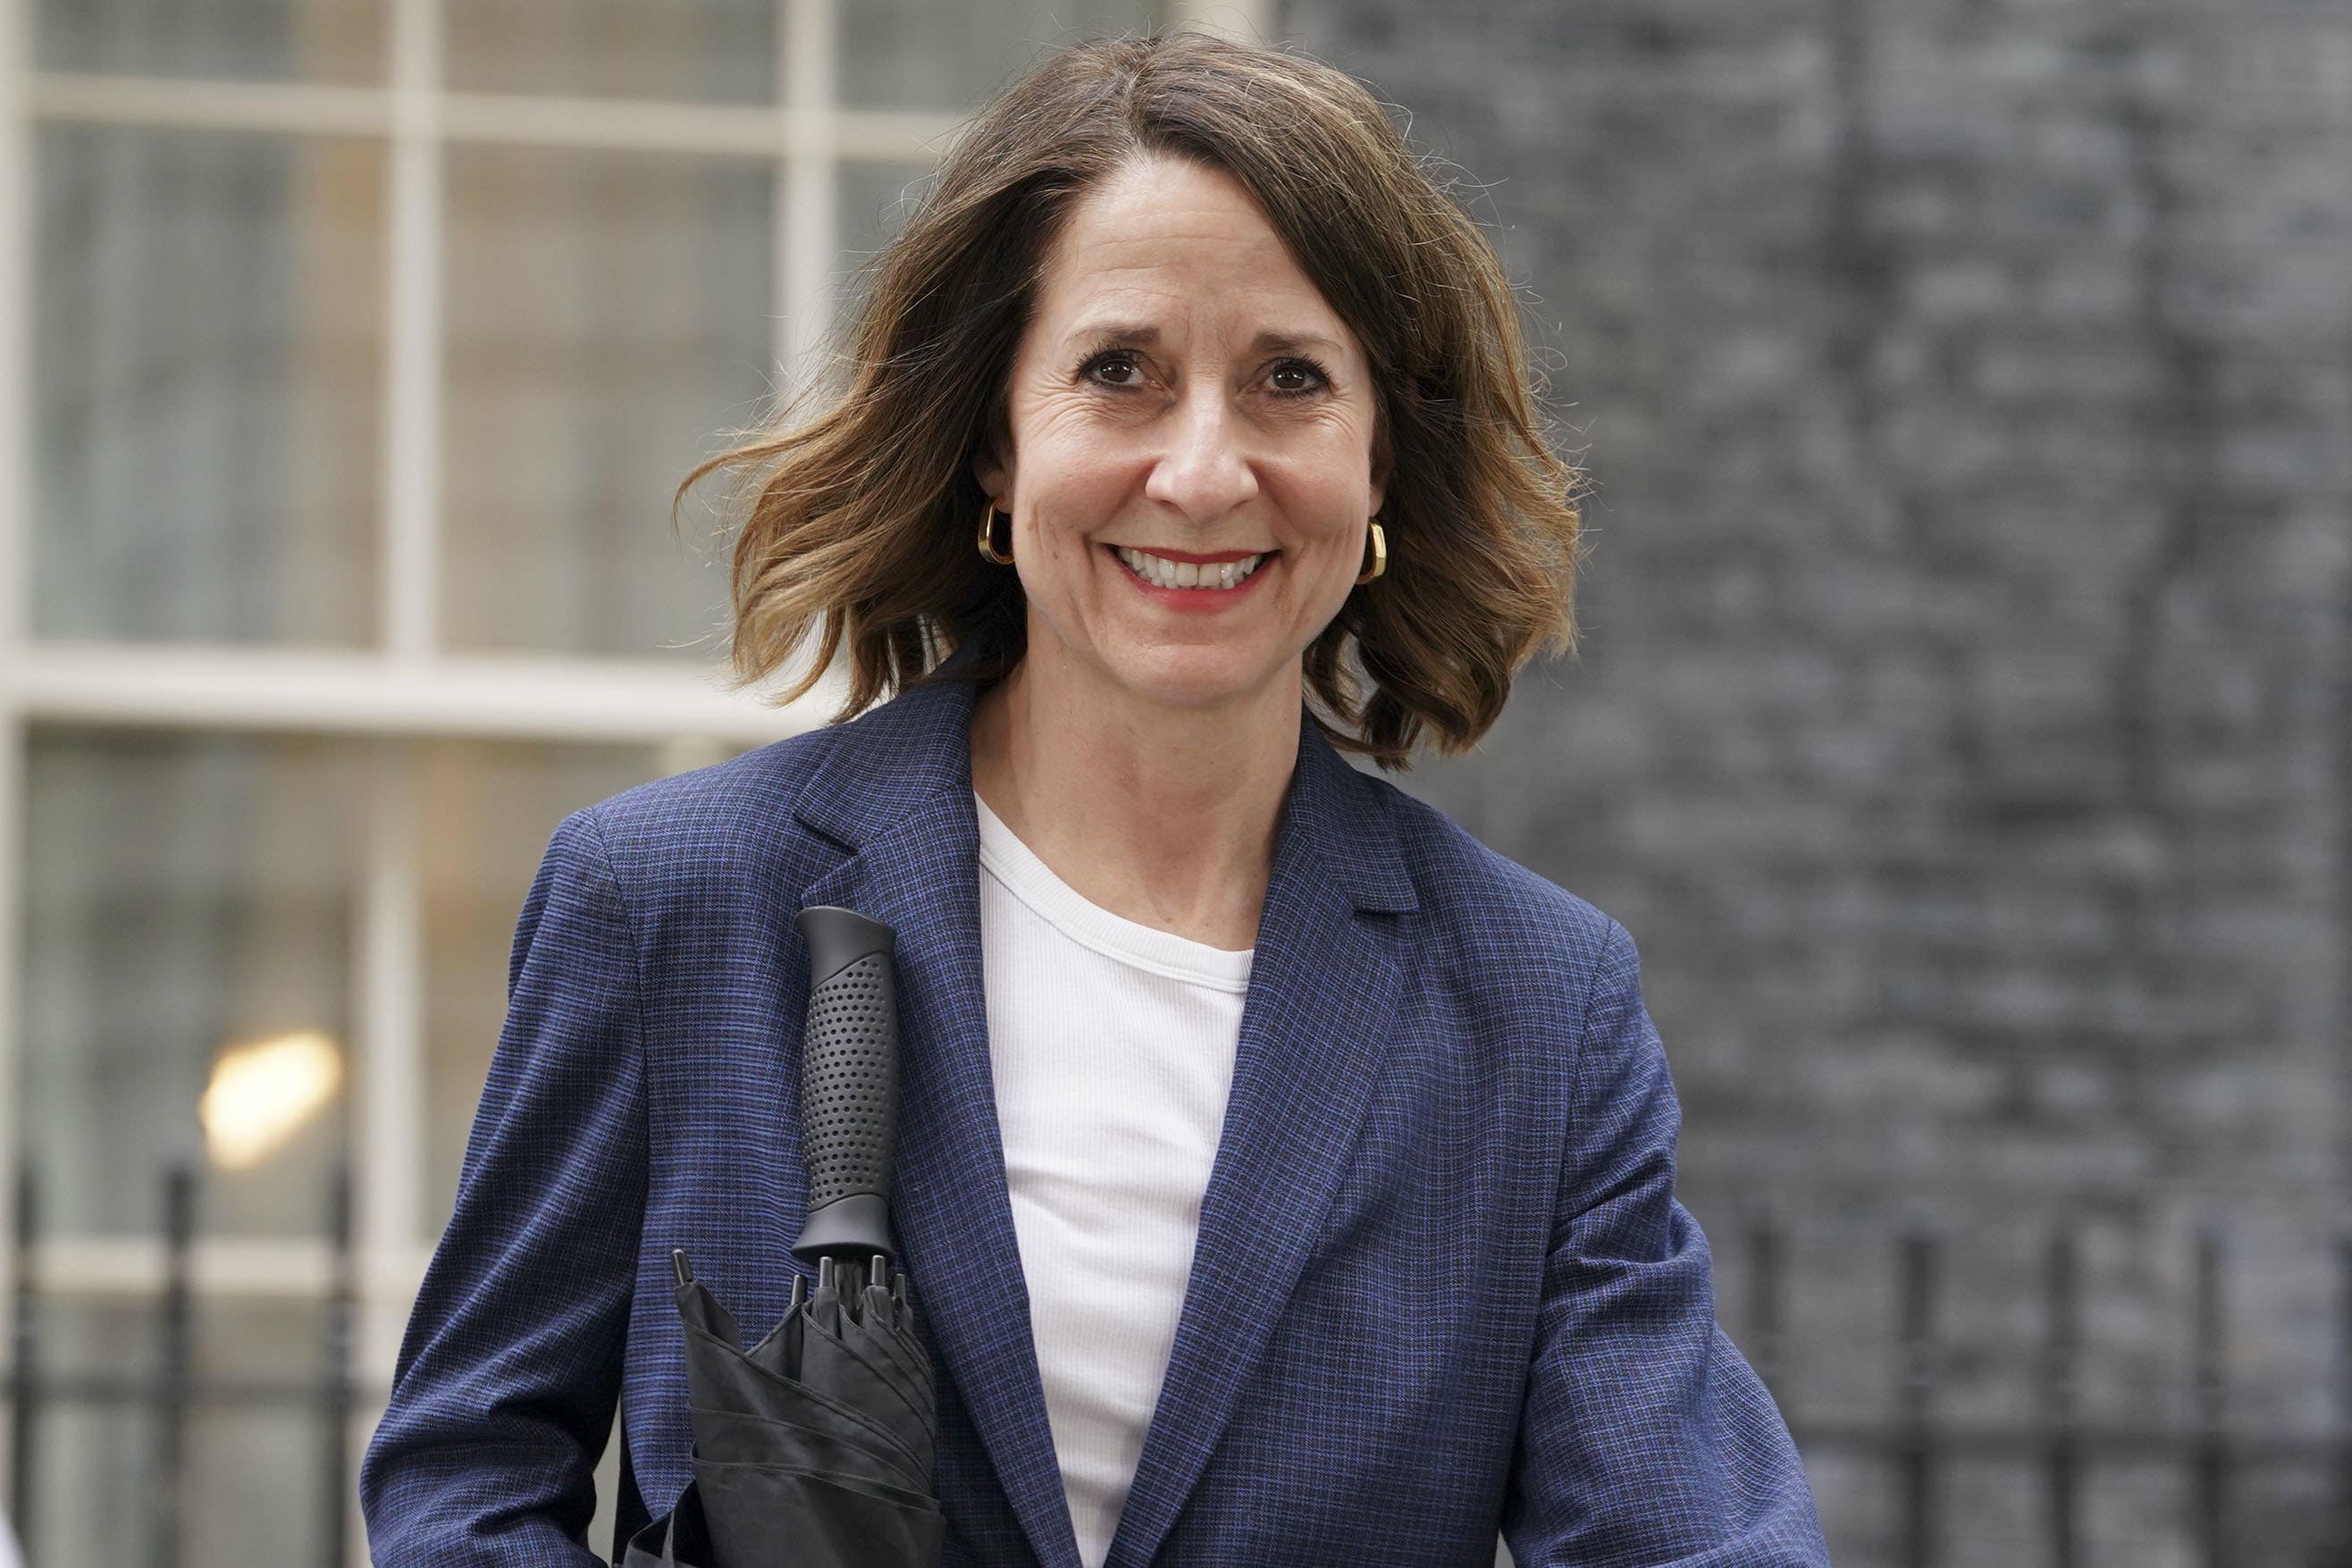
[972,789,1251,1568]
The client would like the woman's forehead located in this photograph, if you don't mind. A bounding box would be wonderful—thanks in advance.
[1028,157,1358,354]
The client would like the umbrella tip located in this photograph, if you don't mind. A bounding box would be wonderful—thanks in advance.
[671,1248,694,1287]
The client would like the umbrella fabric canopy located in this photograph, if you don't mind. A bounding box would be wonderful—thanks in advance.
[620,1250,942,1567]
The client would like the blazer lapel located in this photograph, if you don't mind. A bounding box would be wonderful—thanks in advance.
[790,658,1418,1568]
[794,665,1084,1568]
[1103,713,1415,1568]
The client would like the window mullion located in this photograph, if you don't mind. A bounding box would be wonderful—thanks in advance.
[356,739,424,1353]
[0,0,31,1512]
[354,3,441,1559]
[0,721,23,1514]
[780,0,838,387]
[349,737,424,1567]
[382,0,443,663]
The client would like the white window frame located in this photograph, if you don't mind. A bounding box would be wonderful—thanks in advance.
[0,0,1271,1556]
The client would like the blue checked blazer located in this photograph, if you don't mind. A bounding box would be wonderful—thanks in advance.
[361,648,1829,1567]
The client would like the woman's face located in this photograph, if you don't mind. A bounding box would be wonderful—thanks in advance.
[975,154,1386,716]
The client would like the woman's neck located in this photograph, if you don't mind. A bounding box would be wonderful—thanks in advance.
[967,645,1299,952]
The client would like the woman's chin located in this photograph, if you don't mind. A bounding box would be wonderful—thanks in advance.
[1105,646,1294,715]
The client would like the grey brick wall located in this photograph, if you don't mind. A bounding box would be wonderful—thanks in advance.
[1278,1,2352,1560]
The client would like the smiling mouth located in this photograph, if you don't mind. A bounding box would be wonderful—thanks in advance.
[1107,545,1275,591]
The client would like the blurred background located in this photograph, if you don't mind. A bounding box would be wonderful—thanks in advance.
[0,0,2344,1564]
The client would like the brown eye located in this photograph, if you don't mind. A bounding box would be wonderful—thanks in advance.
[1082,350,1145,388]
[1267,357,1331,395]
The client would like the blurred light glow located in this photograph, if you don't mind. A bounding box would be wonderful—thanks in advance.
[200,1030,345,1170]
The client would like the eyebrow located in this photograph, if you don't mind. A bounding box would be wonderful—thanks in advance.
[1064,322,1348,357]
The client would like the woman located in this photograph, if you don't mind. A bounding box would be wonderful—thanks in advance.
[362,32,1828,1568]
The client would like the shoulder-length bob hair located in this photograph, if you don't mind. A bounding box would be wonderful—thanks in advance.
[679,30,1583,771]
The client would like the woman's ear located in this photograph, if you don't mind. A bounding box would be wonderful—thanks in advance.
[1368,415,1392,517]
[973,403,1014,505]
[973,448,1009,505]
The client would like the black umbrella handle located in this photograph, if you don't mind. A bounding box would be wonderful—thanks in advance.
[792,905,903,1268]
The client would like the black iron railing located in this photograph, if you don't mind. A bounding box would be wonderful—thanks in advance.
[1739,1208,2352,1566]
[4,1170,2351,1565]
[4,1161,357,1568]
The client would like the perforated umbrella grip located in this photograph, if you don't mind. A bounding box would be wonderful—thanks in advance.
[791,905,903,1267]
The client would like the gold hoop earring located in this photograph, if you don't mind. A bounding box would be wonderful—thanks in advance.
[977,500,1014,566]
[1355,517,1387,585]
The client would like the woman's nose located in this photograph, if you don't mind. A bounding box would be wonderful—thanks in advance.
[1142,384,1259,524]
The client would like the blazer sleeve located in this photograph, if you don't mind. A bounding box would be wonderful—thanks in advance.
[360,808,648,1567]
[1500,918,1829,1566]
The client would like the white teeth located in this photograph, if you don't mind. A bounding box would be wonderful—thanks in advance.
[1116,547,1266,591]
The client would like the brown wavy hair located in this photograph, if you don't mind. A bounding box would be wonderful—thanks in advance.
[676,30,1584,771]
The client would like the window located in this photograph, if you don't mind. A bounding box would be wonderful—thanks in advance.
[1,0,1264,1555]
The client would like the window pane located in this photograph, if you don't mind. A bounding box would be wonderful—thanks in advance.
[34,126,385,646]
[21,1407,140,1564]
[834,159,934,321]
[420,739,677,1239]
[447,0,777,104]
[19,1295,334,1566]
[839,0,1164,111]
[36,0,384,83]
[189,1296,340,1567]
[21,730,358,1237]
[441,146,771,660]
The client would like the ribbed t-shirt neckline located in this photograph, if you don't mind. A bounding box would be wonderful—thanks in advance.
[972,789,1255,993]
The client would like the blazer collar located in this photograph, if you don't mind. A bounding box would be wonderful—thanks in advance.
[792,651,1415,1568]
[793,646,1415,917]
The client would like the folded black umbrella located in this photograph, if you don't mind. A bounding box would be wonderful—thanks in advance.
[623,907,943,1567]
